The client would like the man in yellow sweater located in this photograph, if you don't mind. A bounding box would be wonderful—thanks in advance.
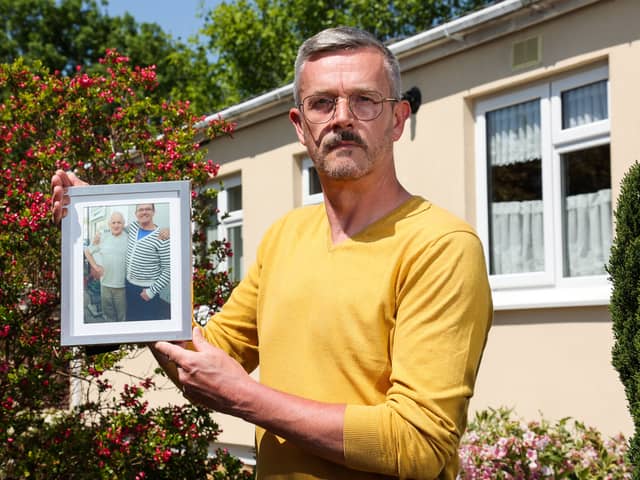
[52,26,492,480]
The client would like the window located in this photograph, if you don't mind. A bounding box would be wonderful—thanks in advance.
[301,157,323,205]
[475,66,611,308]
[206,176,244,282]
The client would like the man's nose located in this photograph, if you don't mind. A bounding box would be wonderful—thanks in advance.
[332,97,354,125]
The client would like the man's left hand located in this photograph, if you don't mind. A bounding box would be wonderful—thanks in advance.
[153,327,252,413]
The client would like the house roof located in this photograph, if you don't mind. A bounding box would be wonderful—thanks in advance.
[200,0,601,130]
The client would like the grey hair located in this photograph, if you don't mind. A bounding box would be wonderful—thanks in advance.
[109,211,125,221]
[293,26,402,105]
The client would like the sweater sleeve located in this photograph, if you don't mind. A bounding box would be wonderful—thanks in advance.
[343,231,493,479]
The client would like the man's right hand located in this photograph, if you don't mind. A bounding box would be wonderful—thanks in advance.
[90,265,104,279]
[51,169,88,223]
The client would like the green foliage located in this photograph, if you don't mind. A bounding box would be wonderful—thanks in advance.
[608,160,640,475]
[0,0,221,115]
[202,0,494,105]
[459,407,632,478]
[0,52,252,478]
[0,0,496,113]
[0,0,113,74]
[4,381,230,479]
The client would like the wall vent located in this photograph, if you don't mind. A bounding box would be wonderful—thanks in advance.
[512,36,541,70]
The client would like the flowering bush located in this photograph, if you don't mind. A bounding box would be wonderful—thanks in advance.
[0,52,252,478]
[458,407,632,479]
[4,377,248,479]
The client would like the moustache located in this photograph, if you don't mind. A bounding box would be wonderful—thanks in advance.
[322,130,366,153]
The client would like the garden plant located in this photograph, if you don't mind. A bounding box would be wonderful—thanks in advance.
[0,51,251,478]
[459,407,632,479]
[608,160,640,476]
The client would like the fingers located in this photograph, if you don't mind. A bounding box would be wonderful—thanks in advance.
[51,169,87,190]
[50,170,89,223]
[52,169,88,188]
[154,329,208,374]
[154,340,187,367]
[51,186,69,223]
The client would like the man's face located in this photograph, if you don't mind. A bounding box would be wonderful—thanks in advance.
[290,47,408,181]
[109,214,124,236]
[135,204,155,225]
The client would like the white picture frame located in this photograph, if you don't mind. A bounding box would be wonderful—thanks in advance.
[61,181,192,346]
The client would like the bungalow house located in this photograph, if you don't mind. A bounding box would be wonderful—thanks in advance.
[114,0,638,464]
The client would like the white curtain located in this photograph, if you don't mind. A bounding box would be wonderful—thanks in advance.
[565,188,611,276]
[490,200,545,274]
[491,189,611,276]
[487,100,540,167]
[562,80,607,128]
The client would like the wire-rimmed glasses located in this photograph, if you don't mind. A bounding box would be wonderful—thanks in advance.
[298,92,398,124]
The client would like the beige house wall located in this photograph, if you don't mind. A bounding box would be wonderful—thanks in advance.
[103,0,638,456]
[473,307,628,436]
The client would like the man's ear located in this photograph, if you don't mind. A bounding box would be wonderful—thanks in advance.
[391,100,411,141]
[289,108,307,146]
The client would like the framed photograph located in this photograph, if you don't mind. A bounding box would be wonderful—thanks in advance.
[61,181,192,346]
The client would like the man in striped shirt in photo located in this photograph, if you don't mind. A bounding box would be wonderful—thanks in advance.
[125,203,171,321]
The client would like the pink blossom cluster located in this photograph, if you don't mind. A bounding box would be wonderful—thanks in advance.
[458,408,632,479]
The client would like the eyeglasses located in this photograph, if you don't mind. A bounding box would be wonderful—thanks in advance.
[299,92,398,124]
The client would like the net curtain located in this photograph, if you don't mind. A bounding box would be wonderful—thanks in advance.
[487,83,610,276]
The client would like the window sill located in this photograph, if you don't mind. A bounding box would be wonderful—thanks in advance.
[492,283,611,311]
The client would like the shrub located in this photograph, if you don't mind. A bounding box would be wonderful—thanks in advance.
[0,51,252,478]
[458,407,632,479]
[608,160,640,475]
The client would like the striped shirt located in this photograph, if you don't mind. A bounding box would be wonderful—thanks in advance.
[126,221,171,299]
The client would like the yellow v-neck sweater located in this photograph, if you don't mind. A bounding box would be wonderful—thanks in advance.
[202,196,493,479]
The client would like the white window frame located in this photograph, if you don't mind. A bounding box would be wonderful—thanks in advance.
[475,65,611,309]
[210,175,244,280]
[301,157,323,205]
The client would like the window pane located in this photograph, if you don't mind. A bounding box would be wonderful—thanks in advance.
[486,100,545,275]
[562,144,611,277]
[308,166,322,195]
[206,197,219,247]
[227,185,242,211]
[561,80,607,129]
[228,225,243,282]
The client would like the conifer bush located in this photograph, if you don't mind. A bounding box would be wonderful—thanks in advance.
[608,160,640,475]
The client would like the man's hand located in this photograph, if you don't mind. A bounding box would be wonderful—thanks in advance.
[90,265,104,279]
[153,327,252,413]
[51,169,88,223]
[151,327,346,464]
[140,290,151,302]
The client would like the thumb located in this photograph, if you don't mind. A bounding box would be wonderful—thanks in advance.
[191,326,208,351]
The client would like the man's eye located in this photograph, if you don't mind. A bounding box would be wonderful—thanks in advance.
[353,95,376,105]
[309,97,334,110]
